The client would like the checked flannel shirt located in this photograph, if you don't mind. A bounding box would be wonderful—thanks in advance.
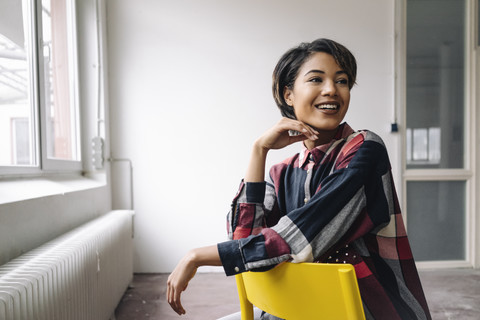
[217,123,431,320]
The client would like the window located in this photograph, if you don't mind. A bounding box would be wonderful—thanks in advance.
[0,2,35,168]
[406,127,441,165]
[0,0,80,173]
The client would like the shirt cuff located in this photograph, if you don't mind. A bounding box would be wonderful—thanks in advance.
[244,181,266,203]
[217,240,246,276]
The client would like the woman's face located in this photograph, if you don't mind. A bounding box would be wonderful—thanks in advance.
[284,52,350,133]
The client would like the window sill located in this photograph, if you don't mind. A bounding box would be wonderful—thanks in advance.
[0,173,107,205]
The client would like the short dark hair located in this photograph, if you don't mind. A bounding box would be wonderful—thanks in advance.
[272,38,357,119]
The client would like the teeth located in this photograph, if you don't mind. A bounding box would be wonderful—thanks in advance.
[317,104,338,110]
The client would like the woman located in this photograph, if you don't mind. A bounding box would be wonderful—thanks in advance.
[167,38,431,320]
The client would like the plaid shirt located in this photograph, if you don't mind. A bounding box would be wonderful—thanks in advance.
[218,123,431,320]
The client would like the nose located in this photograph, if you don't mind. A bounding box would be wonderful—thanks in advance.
[321,79,337,96]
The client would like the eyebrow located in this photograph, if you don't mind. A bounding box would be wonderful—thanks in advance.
[304,69,347,76]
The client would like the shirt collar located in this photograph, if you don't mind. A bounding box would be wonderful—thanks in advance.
[298,122,355,168]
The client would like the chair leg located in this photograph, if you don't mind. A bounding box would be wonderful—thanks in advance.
[235,274,255,320]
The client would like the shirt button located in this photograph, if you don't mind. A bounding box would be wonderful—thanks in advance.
[234,267,240,273]
[304,198,308,203]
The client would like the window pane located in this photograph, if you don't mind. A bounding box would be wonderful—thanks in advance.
[12,118,31,164]
[406,0,465,169]
[407,181,466,261]
[0,1,35,166]
[42,0,80,161]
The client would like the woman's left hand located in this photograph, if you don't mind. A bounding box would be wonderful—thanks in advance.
[167,251,198,315]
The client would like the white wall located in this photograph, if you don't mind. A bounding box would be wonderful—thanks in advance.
[0,186,111,265]
[106,0,399,272]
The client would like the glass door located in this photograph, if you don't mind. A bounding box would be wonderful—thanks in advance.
[403,0,475,266]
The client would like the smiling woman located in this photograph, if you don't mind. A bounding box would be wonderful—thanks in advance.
[283,52,351,146]
[166,38,432,320]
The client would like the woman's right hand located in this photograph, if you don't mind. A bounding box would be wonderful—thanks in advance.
[255,117,319,151]
[245,118,318,182]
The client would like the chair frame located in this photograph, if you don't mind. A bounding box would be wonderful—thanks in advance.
[235,262,365,320]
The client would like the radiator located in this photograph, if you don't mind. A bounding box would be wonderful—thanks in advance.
[0,210,134,320]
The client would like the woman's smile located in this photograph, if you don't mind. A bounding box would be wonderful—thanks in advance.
[314,102,340,113]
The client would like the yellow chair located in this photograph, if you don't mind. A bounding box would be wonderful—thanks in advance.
[235,262,365,320]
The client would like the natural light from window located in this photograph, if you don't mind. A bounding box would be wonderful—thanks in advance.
[0,0,80,169]
[42,0,80,162]
[0,16,34,166]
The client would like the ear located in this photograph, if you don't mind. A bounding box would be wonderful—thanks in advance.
[283,86,294,107]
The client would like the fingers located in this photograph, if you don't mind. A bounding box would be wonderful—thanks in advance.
[256,118,320,151]
[278,118,319,141]
[288,120,319,141]
[288,132,312,145]
[166,254,199,316]
[167,275,186,315]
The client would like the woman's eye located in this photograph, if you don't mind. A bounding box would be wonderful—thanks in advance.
[309,77,323,83]
[336,78,348,85]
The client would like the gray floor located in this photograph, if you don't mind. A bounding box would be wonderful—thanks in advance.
[114,268,480,320]
[418,268,480,320]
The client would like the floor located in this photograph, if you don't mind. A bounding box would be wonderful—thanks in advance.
[114,268,480,320]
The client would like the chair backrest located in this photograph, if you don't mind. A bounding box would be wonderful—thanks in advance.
[235,262,365,320]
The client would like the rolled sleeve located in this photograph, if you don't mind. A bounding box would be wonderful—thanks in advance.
[217,240,246,276]
[243,181,266,203]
